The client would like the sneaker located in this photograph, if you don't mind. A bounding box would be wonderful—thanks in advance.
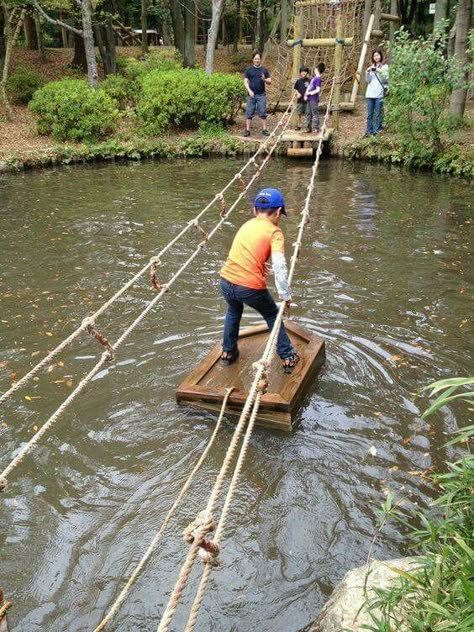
[243,130,251,137]
[294,126,301,131]
[303,128,312,134]
[262,129,270,136]
[313,128,320,135]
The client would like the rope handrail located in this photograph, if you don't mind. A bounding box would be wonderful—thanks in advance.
[0,102,295,492]
[0,99,295,408]
[156,78,336,632]
[92,387,235,632]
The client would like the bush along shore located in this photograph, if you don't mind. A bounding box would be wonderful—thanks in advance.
[2,41,472,177]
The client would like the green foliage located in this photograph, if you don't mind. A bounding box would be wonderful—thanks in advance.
[362,378,474,632]
[120,48,183,80]
[386,29,470,155]
[7,65,45,104]
[29,79,119,142]
[100,74,138,110]
[137,69,245,135]
[346,135,473,178]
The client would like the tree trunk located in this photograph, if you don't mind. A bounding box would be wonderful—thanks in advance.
[72,31,88,72]
[449,0,472,118]
[206,0,225,74]
[95,1,116,75]
[34,14,46,61]
[81,0,98,87]
[183,0,195,67]
[1,5,26,119]
[168,0,185,58]
[256,0,263,55]
[434,0,449,36]
[233,0,241,52]
[280,0,287,44]
[389,0,398,41]
[24,14,38,49]
[59,11,69,47]
[141,0,148,55]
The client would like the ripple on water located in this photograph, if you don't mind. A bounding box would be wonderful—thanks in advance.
[0,159,472,631]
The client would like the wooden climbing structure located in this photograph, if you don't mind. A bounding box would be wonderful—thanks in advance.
[177,323,326,431]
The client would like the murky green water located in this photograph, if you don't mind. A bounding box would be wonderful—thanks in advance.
[0,158,472,631]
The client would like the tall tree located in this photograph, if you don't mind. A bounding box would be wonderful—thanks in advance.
[206,0,225,74]
[434,0,450,35]
[24,13,38,49]
[33,0,98,87]
[94,0,116,75]
[0,4,26,119]
[168,0,195,67]
[233,0,241,52]
[141,0,148,55]
[449,0,472,117]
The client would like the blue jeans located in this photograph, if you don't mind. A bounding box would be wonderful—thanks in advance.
[246,94,267,119]
[306,100,320,131]
[366,97,383,135]
[220,279,294,359]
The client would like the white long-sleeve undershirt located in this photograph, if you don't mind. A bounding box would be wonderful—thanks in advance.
[271,251,291,301]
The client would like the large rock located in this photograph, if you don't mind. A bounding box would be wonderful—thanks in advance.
[311,557,421,632]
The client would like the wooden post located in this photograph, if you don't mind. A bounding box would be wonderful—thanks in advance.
[373,0,382,37]
[291,7,303,81]
[389,0,398,41]
[280,0,288,44]
[333,13,343,129]
[350,13,374,103]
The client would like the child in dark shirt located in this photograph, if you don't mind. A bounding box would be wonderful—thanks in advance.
[293,67,311,131]
[304,62,325,134]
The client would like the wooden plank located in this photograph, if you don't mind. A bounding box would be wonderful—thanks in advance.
[176,322,326,431]
[380,12,400,22]
[287,147,313,157]
[282,127,333,142]
[287,37,353,47]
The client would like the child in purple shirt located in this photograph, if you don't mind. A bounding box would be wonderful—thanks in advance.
[304,63,325,133]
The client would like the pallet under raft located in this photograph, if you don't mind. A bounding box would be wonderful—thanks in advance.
[176,321,326,431]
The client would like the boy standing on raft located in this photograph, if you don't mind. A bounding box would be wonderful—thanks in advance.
[219,188,300,374]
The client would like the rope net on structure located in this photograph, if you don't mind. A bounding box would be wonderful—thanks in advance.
[267,0,365,104]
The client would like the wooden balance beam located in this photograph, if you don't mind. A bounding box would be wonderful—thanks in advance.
[176,322,326,431]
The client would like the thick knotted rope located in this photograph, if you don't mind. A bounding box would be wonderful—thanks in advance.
[178,81,335,632]
[92,387,235,632]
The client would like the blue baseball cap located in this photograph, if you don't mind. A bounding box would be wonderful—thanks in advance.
[253,188,287,216]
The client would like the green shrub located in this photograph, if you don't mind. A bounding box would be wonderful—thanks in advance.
[100,74,139,109]
[121,48,183,80]
[7,65,45,104]
[387,29,470,154]
[363,378,474,631]
[29,79,119,142]
[137,69,245,135]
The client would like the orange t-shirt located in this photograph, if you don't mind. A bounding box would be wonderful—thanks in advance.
[220,216,285,290]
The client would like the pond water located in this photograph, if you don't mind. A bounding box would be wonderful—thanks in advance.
[0,158,472,631]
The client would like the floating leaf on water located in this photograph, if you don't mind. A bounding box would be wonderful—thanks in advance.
[390,465,399,471]
[391,354,402,362]
[373,411,381,417]
[57,361,64,367]
[66,380,73,387]
[25,395,32,401]
[2,421,7,428]
[31,351,41,357]
[368,446,377,457]
[403,437,411,444]
[53,380,65,384]
[45,332,53,337]
[33,425,38,432]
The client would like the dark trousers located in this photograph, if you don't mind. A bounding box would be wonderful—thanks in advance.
[220,279,294,359]
[366,97,383,135]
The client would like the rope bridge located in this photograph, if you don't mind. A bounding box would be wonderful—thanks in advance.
[1,69,335,630]
[0,97,296,491]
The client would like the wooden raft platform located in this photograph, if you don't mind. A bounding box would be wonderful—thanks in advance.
[176,321,325,431]
[282,128,333,157]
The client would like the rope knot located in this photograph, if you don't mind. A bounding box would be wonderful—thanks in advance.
[252,359,270,372]
[0,477,7,493]
[150,256,161,266]
[257,378,269,394]
[81,316,95,331]
[198,542,221,567]
[183,510,215,544]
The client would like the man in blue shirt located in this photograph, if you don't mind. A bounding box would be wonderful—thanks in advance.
[244,52,271,137]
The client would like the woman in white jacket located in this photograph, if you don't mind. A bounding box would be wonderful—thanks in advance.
[365,50,389,136]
